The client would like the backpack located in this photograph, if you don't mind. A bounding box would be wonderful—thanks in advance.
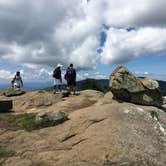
[64,73,67,80]
[53,68,60,78]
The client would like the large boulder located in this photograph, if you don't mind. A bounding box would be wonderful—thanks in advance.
[109,66,163,106]
[3,88,25,97]
[163,96,166,105]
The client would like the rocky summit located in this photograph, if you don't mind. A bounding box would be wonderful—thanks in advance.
[0,82,166,165]
[109,66,163,106]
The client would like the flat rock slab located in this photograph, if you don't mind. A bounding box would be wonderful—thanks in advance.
[3,88,25,97]
[0,100,13,112]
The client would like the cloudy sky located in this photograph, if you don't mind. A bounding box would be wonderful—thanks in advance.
[0,0,166,85]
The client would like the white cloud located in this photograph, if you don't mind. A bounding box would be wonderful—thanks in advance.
[77,72,107,81]
[134,71,166,81]
[101,27,166,64]
[0,0,100,69]
[134,71,151,76]
[0,69,13,79]
[144,71,149,75]
[0,68,53,84]
[0,67,107,86]
[94,0,166,27]
[0,0,166,81]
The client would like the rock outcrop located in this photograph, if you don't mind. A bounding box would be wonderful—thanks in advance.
[36,110,68,124]
[0,100,13,112]
[109,66,163,106]
[0,89,166,165]
[3,88,25,97]
[0,90,103,114]
[0,101,166,166]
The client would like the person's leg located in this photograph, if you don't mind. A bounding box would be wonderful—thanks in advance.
[58,85,61,92]
[67,86,70,93]
[56,84,59,93]
[53,79,56,94]
[66,80,71,94]
[59,79,62,92]
[57,85,62,93]
[53,85,56,94]
[73,86,77,95]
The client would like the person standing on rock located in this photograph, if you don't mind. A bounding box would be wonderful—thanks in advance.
[11,71,23,88]
[65,64,77,95]
[53,64,62,94]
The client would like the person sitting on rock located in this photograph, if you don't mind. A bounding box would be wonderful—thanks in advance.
[11,71,23,88]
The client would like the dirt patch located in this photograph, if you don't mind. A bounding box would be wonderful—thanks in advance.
[0,116,15,130]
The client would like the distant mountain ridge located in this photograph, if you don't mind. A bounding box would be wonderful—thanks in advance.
[78,78,166,96]
[0,78,166,95]
[156,80,166,96]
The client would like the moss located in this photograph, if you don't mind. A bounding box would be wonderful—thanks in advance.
[3,88,25,97]
[0,148,15,158]
[6,113,58,131]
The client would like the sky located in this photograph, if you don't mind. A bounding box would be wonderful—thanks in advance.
[0,0,166,86]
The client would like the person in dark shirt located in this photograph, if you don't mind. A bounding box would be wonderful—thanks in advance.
[53,64,62,93]
[65,64,77,95]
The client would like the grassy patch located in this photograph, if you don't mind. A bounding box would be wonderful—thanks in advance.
[39,87,53,93]
[6,113,59,131]
[0,148,15,158]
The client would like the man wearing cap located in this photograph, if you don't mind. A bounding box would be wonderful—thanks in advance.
[53,64,62,93]
[65,64,77,95]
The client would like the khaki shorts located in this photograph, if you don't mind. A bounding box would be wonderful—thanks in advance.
[54,79,62,85]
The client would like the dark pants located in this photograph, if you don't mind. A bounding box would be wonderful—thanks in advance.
[67,79,76,94]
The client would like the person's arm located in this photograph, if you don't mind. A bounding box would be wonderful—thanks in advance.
[11,79,14,87]
[74,69,76,80]
[11,76,16,84]
[20,77,23,87]
[65,69,69,80]
[60,70,62,82]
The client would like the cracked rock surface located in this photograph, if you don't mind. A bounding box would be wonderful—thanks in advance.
[0,90,166,166]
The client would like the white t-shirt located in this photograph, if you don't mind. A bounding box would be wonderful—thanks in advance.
[13,76,22,88]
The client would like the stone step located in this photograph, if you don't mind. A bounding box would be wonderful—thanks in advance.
[0,100,13,112]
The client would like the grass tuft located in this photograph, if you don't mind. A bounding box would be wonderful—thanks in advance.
[7,113,59,131]
[0,148,15,158]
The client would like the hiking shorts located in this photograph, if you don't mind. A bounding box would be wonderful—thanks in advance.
[54,79,62,85]
[14,82,21,88]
